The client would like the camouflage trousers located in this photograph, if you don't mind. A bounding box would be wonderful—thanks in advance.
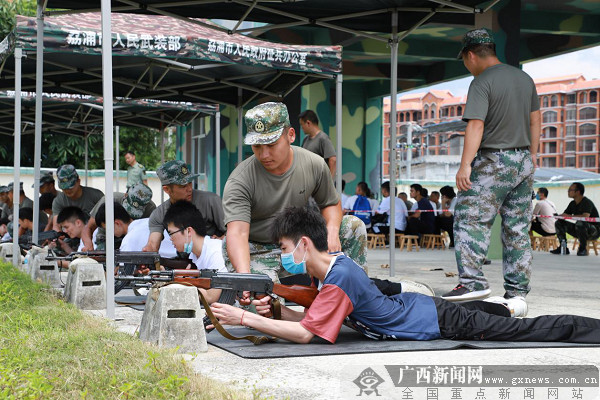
[222,215,367,283]
[454,149,534,297]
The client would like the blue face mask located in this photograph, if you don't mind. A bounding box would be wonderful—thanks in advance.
[535,194,541,200]
[280,240,306,275]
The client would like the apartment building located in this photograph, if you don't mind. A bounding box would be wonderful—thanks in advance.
[383,74,600,179]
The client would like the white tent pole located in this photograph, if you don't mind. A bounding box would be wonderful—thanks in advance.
[160,127,165,203]
[101,0,115,319]
[115,125,120,192]
[335,74,342,197]
[84,131,89,185]
[389,11,399,277]
[237,88,243,165]
[12,48,23,267]
[215,111,221,196]
[407,124,413,180]
[32,4,44,244]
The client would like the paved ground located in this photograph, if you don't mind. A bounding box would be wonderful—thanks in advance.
[83,247,600,400]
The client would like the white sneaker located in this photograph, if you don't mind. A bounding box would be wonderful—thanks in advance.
[400,280,435,297]
[485,296,528,318]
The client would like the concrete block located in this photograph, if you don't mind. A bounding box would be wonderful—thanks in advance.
[64,257,106,310]
[29,249,60,287]
[139,284,207,353]
[0,242,22,265]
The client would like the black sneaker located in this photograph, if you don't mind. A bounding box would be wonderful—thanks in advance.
[441,284,491,302]
[550,247,569,255]
[577,248,588,256]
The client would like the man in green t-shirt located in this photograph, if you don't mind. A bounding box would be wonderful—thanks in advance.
[442,28,541,307]
[299,109,336,178]
[551,182,600,256]
[125,151,148,189]
[222,102,367,286]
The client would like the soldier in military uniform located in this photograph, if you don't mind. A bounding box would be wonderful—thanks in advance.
[0,186,11,221]
[124,151,148,189]
[4,182,48,226]
[441,29,541,310]
[80,183,156,250]
[51,165,104,231]
[35,172,60,196]
[142,160,226,253]
[222,102,368,288]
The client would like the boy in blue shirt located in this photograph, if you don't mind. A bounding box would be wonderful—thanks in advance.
[210,207,600,344]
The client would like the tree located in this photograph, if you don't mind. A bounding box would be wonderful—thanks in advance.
[0,0,36,40]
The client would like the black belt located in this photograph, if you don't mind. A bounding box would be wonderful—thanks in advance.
[480,146,529,152]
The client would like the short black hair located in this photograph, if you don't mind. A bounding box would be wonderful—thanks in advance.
[39,193,56,211]
[18,207,33,222]
[431,191,440,197]
[572,182,585,195]
[0,217,8,226]
[381,181,390,192]
[463,43,496,58]
[298,109,319,125]
[271,206,328,252]
[538,187,549,198]
[421,187,429,197]
[410,183,423,193]
[357,181,369,196]
[163,200,207,237]
[95,202,132,227]
[439,185,456,199]
[57,206,88,225]
[125,150,135,157]
[341,179,346,191]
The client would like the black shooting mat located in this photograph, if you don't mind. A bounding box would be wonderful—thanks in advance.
[206,326,600,359]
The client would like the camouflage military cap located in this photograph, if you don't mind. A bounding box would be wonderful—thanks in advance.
[458,28,495,58]
[244,102,290,145]
[7,182,23,191]
[122,183,153,219]
[157,160,199,186]
[0,185,8,193]
[32,172,55,188]
[56,164,79,190]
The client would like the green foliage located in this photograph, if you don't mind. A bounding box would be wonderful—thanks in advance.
[0,0,36,40]
[0,127,175,171]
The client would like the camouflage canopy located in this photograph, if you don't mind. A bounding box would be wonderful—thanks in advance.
[0,90,218,137]
[0,13,341,106]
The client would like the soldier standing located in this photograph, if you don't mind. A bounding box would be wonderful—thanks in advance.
[125,151,148,189]
[441,28,541,310]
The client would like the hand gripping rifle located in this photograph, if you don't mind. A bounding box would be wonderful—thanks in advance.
[116,269,319,344]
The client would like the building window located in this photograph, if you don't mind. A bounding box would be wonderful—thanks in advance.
[580,107,597,120]
[550,95,558,107]
[581,139,597,152]
[579,92,587,104]
[542,111,557,123]
[591,91,598,103]
[423,105,429,119]
[566,125,576,136]
[542,96,549,108]
[542,126,557,138]
[542,158,557,167]
[416,111,422,121]
[450,108,455,117]
[565,157,576,167]
[581,155,596,168]
[565,141,576,152]
[566,109,576,121]
[457,106,463,116]
[543,142,557,154]
[431,105,437,119]
[567,94,576,104]
[579,123,597,136]
[399,113,404,122]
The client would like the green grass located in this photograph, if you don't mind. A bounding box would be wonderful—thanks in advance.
[0,262,251,399]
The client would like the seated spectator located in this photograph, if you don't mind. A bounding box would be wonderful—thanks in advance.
[0,217,10,241]
[430,191,441,215]
[340,180,349,208]
[343,181,375,231]
[530,187,556,237]
[406,184,435,236]
[551,182,600,256]
[436,186,457,248]
[164,200,226,303]
[418,187,439,216]
[398,191,413,211]
[374,181,407,235]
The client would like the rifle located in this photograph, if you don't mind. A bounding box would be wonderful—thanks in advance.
[45,250,191,271]
[1,230,70,250]
[116,268,319,309]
